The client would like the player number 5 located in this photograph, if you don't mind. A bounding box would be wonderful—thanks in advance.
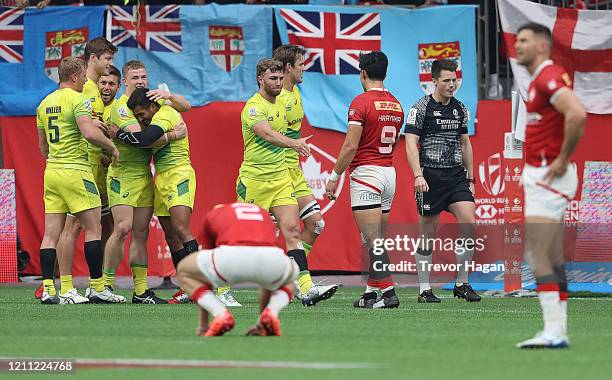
[379,125,397,154]
[48,116,60,143]
[233,203,264,221]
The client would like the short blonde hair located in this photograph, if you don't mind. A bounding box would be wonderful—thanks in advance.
[58,57,86,83]
[122,60,146,77]
[256,58,283,78]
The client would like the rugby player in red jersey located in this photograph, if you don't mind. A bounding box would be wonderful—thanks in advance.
[325,51,404,309]
[514,23,586,349]
[176,203,298,337]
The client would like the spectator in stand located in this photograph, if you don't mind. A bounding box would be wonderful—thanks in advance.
[7,0,83,8]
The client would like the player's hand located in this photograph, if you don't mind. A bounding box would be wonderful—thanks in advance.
[544,157,569,183]
[291,135,312,157]
[414,175,429,193]
[110,147,120,164]
[147,89,172,102]
[107,123,119,139]
[172,121,188,140]
[99,154,111,168]
[325,179,338,200]
[93,119,109,135]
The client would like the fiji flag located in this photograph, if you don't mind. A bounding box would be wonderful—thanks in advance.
[275,5,478,134]
[0,6,105,116]
[109,4,272,107]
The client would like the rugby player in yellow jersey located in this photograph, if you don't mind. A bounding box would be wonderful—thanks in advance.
[50,38,125,303]
[227,58,311,307]
[273,45,339,306]
[108,87,196,301]
[36,57,120,304]
[104,61,190,304]
[99,65,120,117]
[50,66,120,300]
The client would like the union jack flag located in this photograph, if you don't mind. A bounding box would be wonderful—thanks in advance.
[0,7,24,63]
[106,5,182,53]
[278,9,381,75]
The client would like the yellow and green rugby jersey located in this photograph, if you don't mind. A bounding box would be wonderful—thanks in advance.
[150,105,191,173]
[102,99,114,124]
[83,77,105,165]
[239,92,288,180]
[107,94,152,177]
[277,86,304,169]
[36,88,92,171]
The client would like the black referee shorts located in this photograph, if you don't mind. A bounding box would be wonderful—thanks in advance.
[415,166,474,216]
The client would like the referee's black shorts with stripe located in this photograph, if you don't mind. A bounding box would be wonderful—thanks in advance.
[416,166,474,216]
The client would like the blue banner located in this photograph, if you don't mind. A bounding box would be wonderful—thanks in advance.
[108,4,272,108]
[274,5,478,134]
[0,6,105,116]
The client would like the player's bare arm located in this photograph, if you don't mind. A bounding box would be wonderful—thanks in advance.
[76,115,120,162]
[325,123,361,199]
[461,134,475,194]
[544,90,587,183]
[405,133,428,193]
[252,121,311,156]
[37,129,49,159]
[147,89,191,112]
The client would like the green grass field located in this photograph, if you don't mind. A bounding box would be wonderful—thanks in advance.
[1,286,610,380]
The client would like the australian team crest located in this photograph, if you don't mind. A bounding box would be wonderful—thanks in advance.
[44,28,88,83]
[209,25,244,73]
[418,41,462,95]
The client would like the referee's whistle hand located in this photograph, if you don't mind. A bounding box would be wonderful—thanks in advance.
[414,177,429,193]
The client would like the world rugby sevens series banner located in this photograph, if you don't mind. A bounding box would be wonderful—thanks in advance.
[274,5,478,134]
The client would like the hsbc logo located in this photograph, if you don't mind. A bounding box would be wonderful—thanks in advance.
[478,152,505,196]
[476,205,498,219]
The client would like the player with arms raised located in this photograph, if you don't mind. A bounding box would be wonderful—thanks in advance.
[325,51,403,309]
[514,23,586,349]
[176,203,298,337]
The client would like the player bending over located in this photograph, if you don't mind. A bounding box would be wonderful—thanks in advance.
[177,203,298,337]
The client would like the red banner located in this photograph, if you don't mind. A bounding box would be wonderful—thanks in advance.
[1,100,610,275]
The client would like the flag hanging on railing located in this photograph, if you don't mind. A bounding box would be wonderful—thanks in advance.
[107,4,272,108]
[498,0,612,114]
[107,5,182,53]
[0,6,105,116]
[275,5,478,134]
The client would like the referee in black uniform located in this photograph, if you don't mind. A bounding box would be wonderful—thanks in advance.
[405,59,481,303]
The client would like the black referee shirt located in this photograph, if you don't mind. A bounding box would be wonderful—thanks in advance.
[404,94,469,169]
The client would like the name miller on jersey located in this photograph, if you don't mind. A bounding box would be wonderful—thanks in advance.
[45,106,62,114]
